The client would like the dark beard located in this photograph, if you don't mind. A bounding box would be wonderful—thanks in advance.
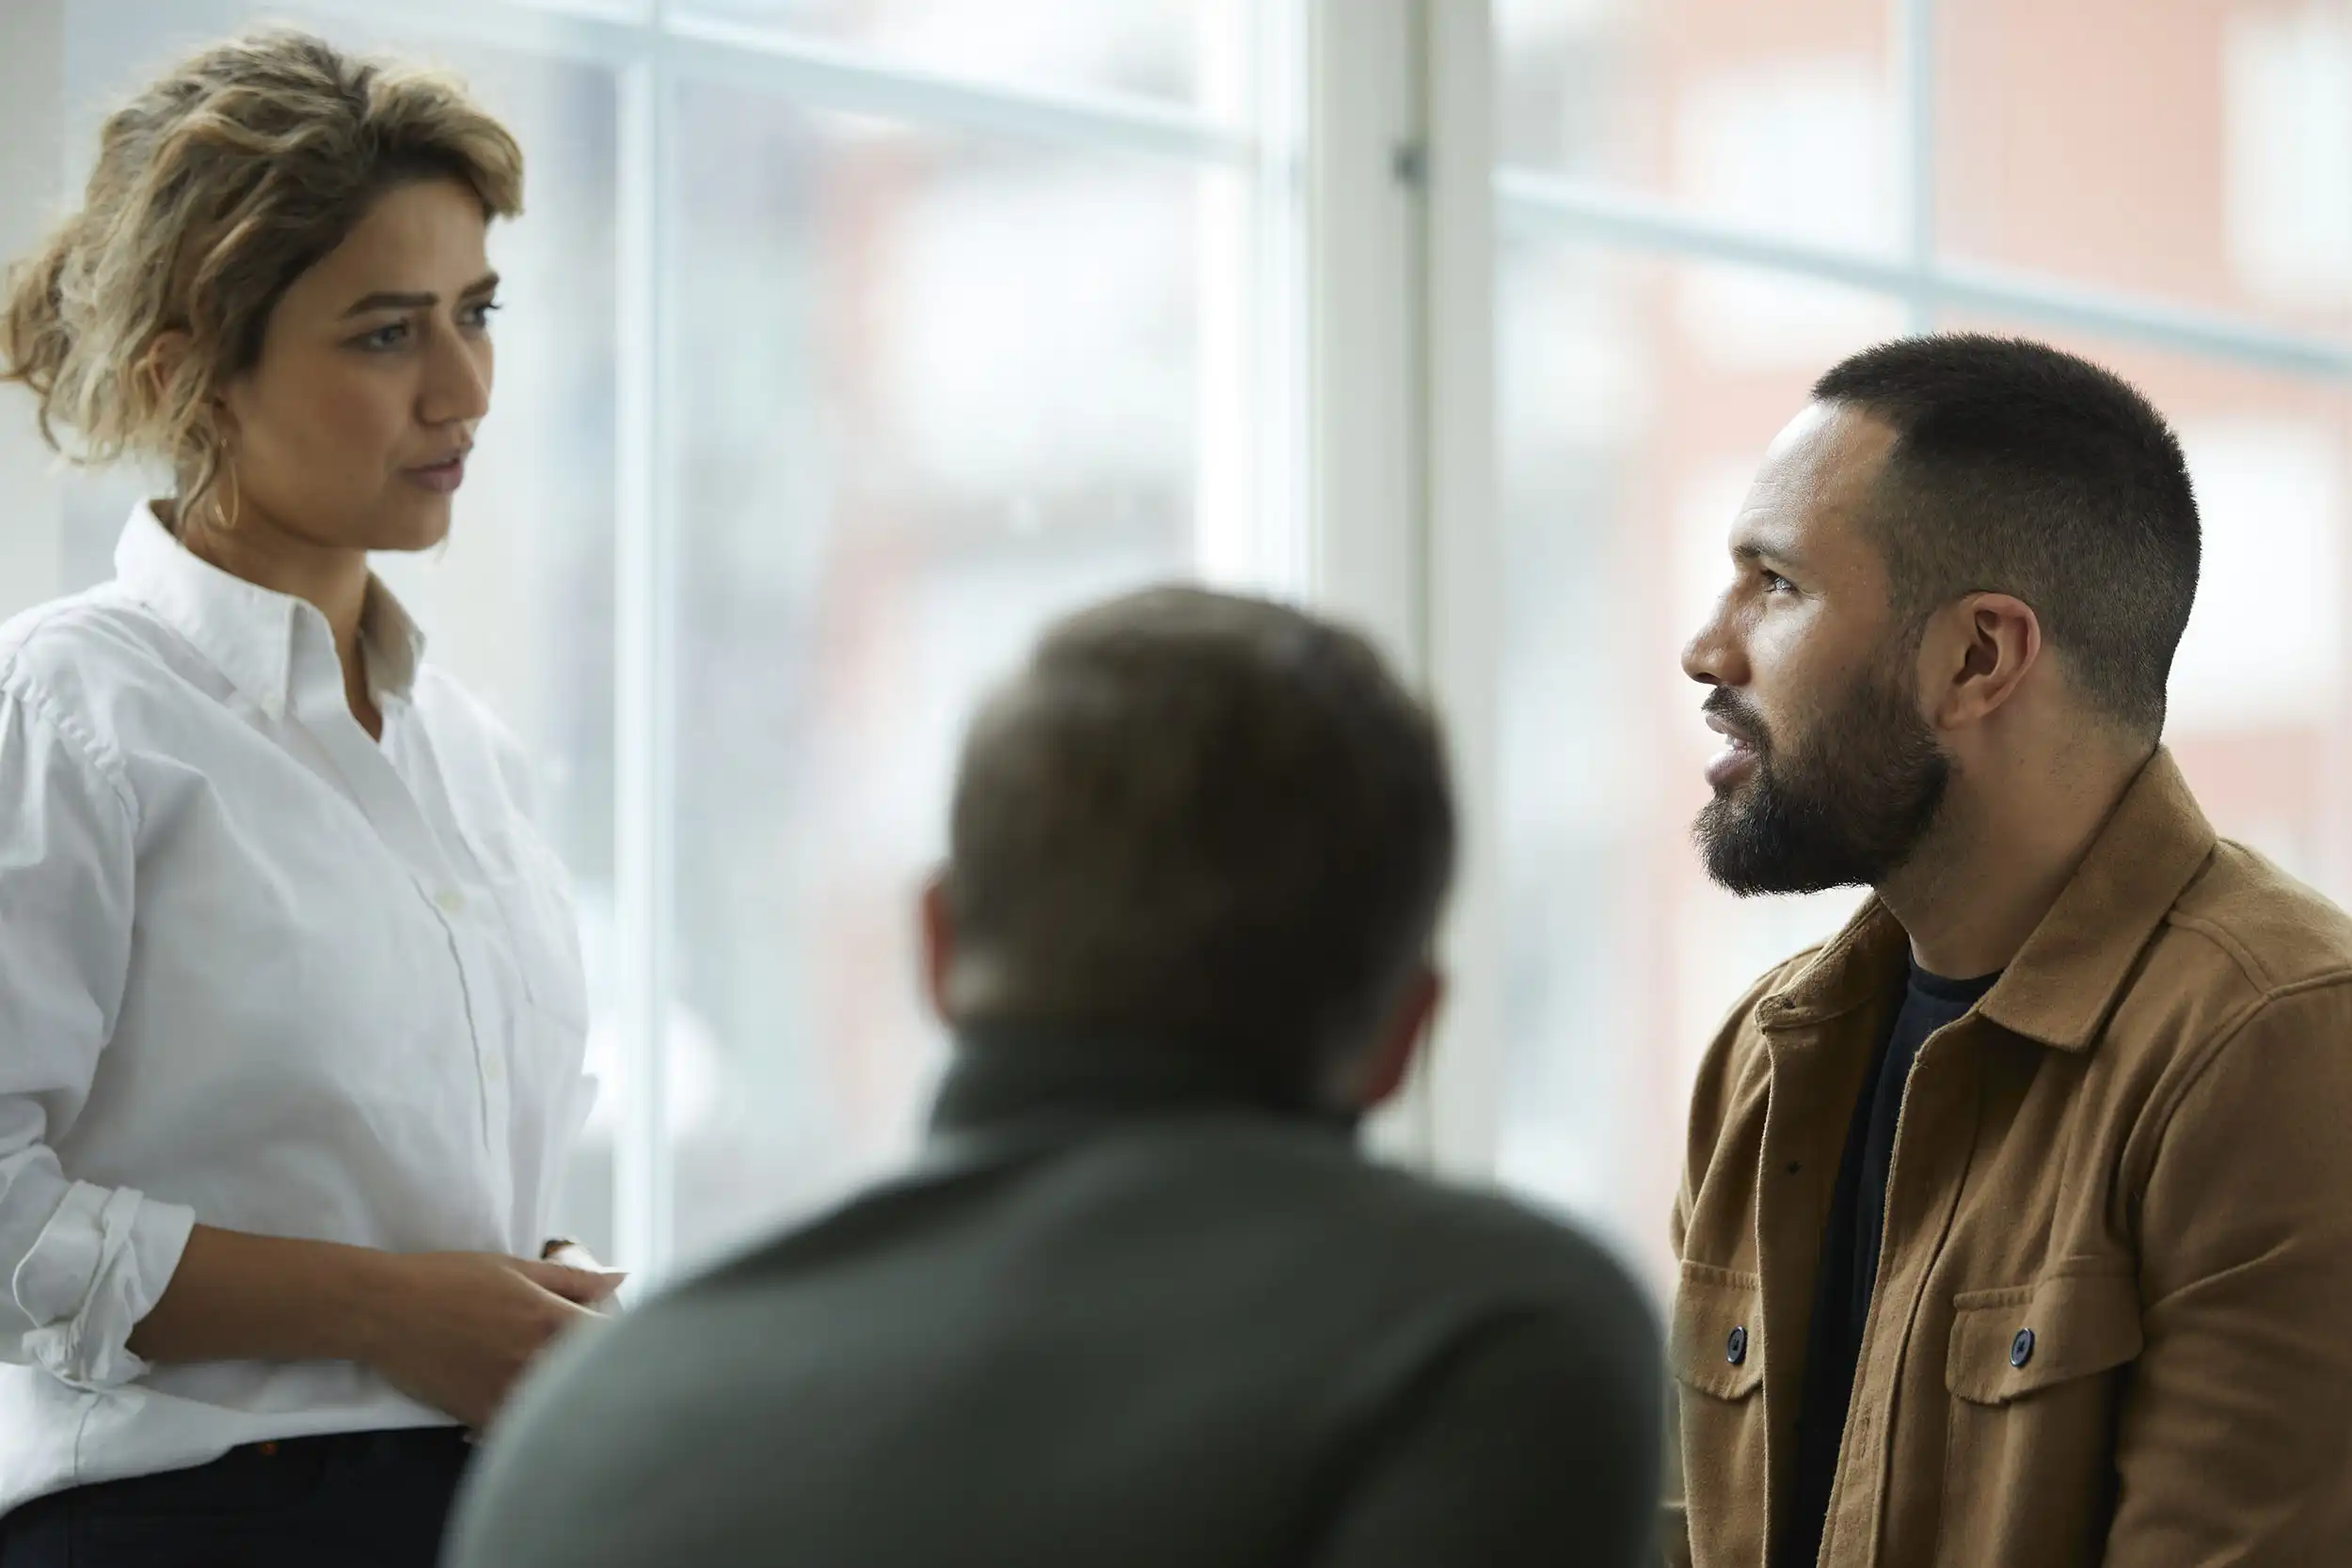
[1694,660,1950,896]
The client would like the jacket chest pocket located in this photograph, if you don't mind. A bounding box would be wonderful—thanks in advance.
[1939,1272,2142,1568]
[1672,1263,1765,1568]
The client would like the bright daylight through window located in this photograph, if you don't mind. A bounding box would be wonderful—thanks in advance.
[9,0,2352,1298]
[35,0,1301,1281]
[1494,0,2352,1283]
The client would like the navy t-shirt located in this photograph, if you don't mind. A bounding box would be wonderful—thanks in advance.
[1785,960,2000,1567]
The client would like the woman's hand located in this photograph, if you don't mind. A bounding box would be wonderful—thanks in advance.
[129,1227,625,1428]
[358,1250,625,1429]
[541,1239,625,1315]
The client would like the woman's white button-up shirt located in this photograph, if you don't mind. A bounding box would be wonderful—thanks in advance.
[0,503,593,1512]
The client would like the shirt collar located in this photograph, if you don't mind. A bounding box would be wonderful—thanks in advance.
[1761,749,2217,1054]
[358,578,426,702]
[114,501,427,714]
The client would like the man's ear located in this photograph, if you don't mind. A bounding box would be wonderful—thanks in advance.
[1919,592,2042,730]
[1350,965,1444,1112]
[920,874,956,1025]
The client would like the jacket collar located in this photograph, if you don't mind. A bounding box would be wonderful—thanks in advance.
[929,1024,1359,1142]
[114,500,426,718]
[1762,749,2217,1054]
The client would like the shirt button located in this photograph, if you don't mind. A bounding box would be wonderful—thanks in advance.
[2010,1328,2036,1369]
[485,1056,505,1085]
[1725,1325,1749,1366]
[436,890,466,915]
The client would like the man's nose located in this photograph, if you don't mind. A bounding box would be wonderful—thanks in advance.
[1682,593,1742,689]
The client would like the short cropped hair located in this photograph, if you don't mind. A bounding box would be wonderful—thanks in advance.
[943,588,1456,1090]
[1814,334,2201,736]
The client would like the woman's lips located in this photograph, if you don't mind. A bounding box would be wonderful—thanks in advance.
[405,455,467,495]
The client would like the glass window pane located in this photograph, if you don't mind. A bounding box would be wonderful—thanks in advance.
[1942,325,2352,894]
[674,0,1256,119]
[371,44,623,1262]
[58,7,624,1258]
[1494,240,1904,1284]
[1495,0,1901,255]
[1942,0,2352,340]
[666,88,1263,1263]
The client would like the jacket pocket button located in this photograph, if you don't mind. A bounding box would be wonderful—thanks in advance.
[2010,1328,2035,1369]
[1726,1325,1749,1366]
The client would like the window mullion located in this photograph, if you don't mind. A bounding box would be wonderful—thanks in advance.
[612,42,675,1283]
[1419,0,1503,1181]
[0,0,67,626]
[1309,0,1502,1176]
[1305,0,1424,674]
[1902,0,1938,330]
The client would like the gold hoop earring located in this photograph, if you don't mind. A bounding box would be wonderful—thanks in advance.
[198,443,241,535]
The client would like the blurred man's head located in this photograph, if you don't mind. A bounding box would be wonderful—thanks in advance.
[1681,334,2201,896]
[927,588,1455,1111]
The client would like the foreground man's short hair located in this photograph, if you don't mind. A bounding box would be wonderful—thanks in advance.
[944,587,1455,1092]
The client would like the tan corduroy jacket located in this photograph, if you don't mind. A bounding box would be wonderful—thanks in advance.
[1664,752,2352,1568]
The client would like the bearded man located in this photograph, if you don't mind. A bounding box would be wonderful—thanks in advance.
[1667,334,2352,1568]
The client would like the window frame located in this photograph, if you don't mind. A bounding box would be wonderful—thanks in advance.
[19,0,2348,1279]
[278,0,1449,1278]
[1467,0,2352,1232]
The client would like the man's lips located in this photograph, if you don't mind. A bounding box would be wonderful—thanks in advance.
[1703,705,1762,790]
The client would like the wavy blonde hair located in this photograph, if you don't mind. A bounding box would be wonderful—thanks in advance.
[0,29,522,523]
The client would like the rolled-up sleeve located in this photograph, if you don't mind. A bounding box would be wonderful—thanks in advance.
[0,683,193,1390]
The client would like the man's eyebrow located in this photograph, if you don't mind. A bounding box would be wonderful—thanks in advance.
[1731,530,1807,570]
[340,274,500,318]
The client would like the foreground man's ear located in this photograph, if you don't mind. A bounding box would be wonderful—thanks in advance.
[1349,965,1444,1112]
[919,873,957,1026]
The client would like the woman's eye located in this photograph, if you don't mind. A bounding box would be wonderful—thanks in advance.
[356,321,409,352]
[460,300,502,330]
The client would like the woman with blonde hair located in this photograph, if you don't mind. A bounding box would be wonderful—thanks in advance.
[0,29,612,1564]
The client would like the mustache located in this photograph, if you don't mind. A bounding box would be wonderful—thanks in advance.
[1702,688,1770,751]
